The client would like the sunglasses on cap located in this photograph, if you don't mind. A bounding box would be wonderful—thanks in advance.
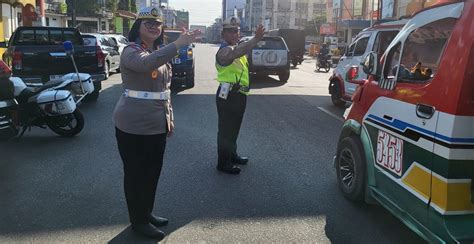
[143,21,162,29]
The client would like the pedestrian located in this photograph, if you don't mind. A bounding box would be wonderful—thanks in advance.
[215,17,265,174]
[113,6,199,240]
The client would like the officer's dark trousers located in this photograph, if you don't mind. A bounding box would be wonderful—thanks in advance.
[115,127,167,225]
[216,88,247,167]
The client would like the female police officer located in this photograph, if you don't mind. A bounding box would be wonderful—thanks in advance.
[113,7,199,240]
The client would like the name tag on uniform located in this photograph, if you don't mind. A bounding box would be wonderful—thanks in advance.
[218,83,231,100]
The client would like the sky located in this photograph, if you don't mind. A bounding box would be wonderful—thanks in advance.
[168,0,222,27]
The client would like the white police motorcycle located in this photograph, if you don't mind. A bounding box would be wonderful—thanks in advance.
[0,41,94,138]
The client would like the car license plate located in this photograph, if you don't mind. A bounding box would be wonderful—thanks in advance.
[172,58,181,64]
[49,75,63,81]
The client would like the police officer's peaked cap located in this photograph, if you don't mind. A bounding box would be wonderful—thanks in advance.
[222,16,240,29]
[137,6,164,22]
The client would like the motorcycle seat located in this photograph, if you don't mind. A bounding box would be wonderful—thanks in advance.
[16,80,64,104]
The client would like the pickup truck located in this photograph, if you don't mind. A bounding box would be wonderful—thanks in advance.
[1,26,106,100]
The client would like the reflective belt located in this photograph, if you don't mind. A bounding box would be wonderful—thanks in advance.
[220,82,250,93]
[123,89,170,100]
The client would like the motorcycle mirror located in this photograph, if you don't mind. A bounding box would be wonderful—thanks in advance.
[63,41,74,55]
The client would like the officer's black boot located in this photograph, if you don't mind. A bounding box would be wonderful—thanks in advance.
[232,155,248,165]
[216,164,241,174]
[217,150,241,174]
[131,223,166,240]
[149,214,168,227]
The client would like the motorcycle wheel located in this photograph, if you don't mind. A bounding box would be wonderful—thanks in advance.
[47,109,84,137]
[325,67,330,73]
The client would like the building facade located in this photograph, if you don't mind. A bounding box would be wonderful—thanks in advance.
[206,17,222,44]
[326,0,438,45]
[176,10,189,29]
[222,0,246,19]
[1,0,37,42]
[222,0,246,32]
[245,0,328,32]
[44,0,68,27]
[190,24,206,42]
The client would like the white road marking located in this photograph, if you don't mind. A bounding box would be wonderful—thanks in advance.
[317,107,344,122]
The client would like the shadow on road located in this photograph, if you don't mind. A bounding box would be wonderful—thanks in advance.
[0,83,422,243]
[250,75,286,89]
[108,226,157,244]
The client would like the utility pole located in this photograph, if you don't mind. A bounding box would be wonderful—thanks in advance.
[71,0,77,27]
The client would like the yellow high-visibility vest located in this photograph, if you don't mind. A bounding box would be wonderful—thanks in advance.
[216,54,250,95]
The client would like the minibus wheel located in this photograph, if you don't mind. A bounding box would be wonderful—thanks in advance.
[336,136,366,201]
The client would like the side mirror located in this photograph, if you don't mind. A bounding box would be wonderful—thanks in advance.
[0,41,7,48]
[63,41,74,55]
[361,52,377,76]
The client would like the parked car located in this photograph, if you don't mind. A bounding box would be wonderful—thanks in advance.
[164,29,195,91]
[82,33,121,79]
[268,29,305,67]
[248,36,290,82]
[1,26,106,101]
[106,34,128,54]
[328,19,407,107]
[335,1,474,242]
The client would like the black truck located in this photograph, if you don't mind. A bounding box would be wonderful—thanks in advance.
[1,26,106,100]
[268,29,306,67]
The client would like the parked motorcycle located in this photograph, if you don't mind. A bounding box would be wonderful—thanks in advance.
[316,54,331,73]
[0,42,89,139]
[26,41,95,104]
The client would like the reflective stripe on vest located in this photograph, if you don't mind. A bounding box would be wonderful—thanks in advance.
[216,55,250,95]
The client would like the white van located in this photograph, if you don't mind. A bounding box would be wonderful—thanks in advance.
[328,20,407,107]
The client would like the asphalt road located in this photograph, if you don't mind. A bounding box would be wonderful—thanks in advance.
[0,44,424,243]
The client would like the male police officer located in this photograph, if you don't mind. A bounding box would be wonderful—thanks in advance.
[215,17,265,174]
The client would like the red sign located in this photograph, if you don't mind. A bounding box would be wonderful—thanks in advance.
[372,10,380,19]
[320,24,336,35]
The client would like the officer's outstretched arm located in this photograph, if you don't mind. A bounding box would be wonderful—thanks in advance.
[121,44,178,72]
[217,25,265,66]
[216,39,258,66]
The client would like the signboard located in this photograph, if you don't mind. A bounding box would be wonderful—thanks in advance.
[353,0,363,16]
[332,0,340,9]
[320,23,336,35]
[381,0,395,18]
